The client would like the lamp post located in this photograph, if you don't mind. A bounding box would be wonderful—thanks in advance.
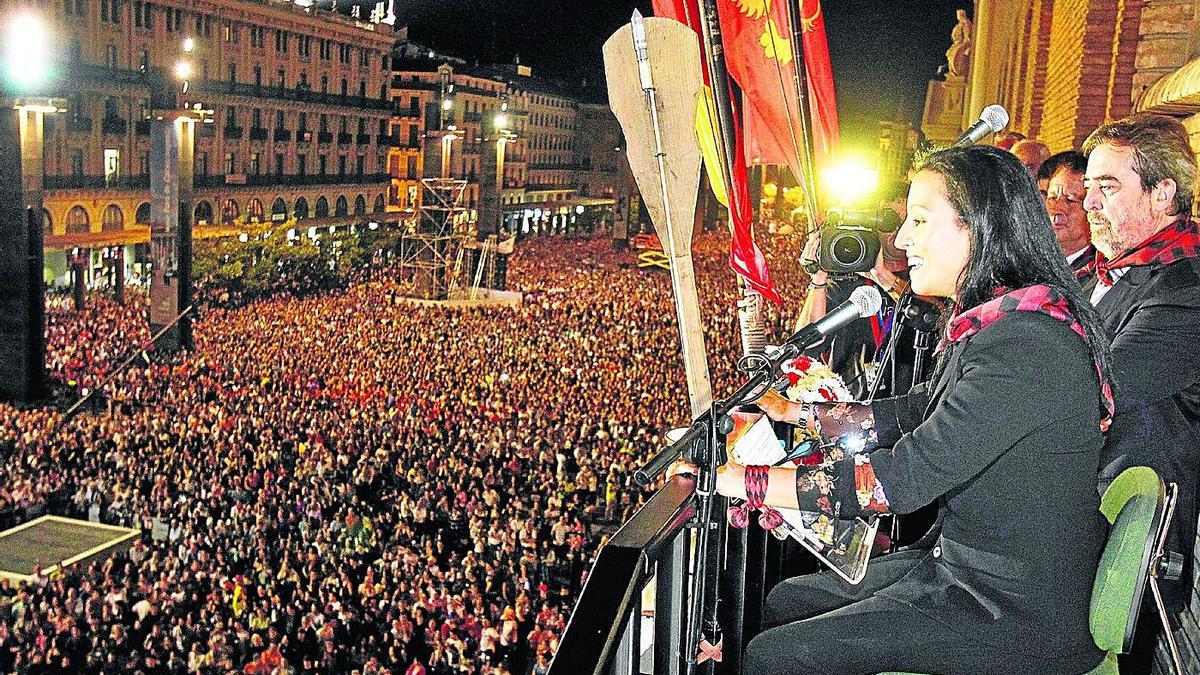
[1,8,55,402]
[147,37,207,351]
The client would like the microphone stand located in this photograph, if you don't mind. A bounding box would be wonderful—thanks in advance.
[635,334,817,673]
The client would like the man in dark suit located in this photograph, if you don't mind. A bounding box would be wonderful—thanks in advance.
[1042,151,1096,272]
[1080,114,1200,660]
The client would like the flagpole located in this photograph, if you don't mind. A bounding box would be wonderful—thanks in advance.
[784,0,821,230]
[694,2,753,673]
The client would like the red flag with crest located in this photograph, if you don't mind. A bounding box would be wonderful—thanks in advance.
[721,0,839,191]
[652,0,783,304]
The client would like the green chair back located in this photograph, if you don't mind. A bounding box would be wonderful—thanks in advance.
[1090,466,1165,654]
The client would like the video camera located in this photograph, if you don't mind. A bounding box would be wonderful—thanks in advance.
[817,208,903,275]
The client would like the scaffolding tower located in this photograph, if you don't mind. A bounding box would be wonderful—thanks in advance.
[399,177,468,300]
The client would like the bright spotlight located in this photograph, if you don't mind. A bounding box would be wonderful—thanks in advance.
[4,11,51,91]
[182,37,195,53]
[821,159,879,207]
[441,99,452,111]
[174,60,192,80]
[494,113,507,129]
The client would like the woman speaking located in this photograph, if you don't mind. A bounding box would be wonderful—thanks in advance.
[697,146,1114,674]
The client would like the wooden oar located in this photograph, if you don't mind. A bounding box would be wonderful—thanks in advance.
[604,13,713,418]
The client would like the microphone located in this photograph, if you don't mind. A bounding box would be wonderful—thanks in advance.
[952,104,1010,147]
[779,285,883,359]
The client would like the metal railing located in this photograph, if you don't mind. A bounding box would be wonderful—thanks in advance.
[549,475,773,675]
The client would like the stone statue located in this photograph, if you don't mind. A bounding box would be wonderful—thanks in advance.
[946,9,973,78]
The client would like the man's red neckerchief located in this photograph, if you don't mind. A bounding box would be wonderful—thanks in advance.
[1076,218,1200,284]
[939,284,1114,432]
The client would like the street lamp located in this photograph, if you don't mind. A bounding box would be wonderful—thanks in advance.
[3,10,51,92]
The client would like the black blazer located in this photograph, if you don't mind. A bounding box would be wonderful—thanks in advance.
[867,311,1106,662]
[1084,256,1200,612]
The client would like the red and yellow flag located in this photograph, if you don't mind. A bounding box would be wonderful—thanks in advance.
[721,0,840,191]
[652,0,783,305]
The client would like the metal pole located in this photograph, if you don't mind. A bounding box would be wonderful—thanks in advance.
[783,0,821,224]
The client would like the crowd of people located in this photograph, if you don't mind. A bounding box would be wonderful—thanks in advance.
[0,229,810,674]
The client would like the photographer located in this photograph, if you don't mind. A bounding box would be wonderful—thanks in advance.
[796,192,936,399]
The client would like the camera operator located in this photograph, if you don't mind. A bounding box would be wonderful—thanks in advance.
[796,189,938,399]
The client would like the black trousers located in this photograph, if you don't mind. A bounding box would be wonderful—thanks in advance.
[743,550,1105,675]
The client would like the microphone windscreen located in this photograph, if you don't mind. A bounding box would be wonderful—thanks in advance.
[980,104,1009,134]
[849,285,883,318]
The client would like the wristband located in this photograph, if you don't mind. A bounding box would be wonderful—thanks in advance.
[809,280,827,289]
[728,466,784,531]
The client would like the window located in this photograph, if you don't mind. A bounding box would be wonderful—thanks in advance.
[338,155,346,176]
[253,66,262,87]
[358,81,366,98]
[222,198,238,223]
[102,204,124,231]
[359,48,367,67]
[67,206,90,234]
[225,106,237,127]
[198,152,209,175]
[321,75,328,93]
[250,152,260,175]
[356,155,364,175]
[100,0,120,23]
[277,68,286,88]
[223,23,237,43]
[165,6,180,31]
[334,195,347,216]
[338,116,347,134]
[250,26,264,49]
[318,155,327,175]
[294,197,308,219]
[298,113,308,133]
[298,35,310,58]
[65,0,85,18]
[315,196,328,217]
[252,109,262,129]
[319,114,328,133]
[408,126,418,147]
[104,148,120,183]
[248,198,263,222]
[298,154,307,176]
[224,152,236,175]
[228,63,237,83]
[274,153,284,175]
[357,118,365,135]
[276,111,285,129]
[139,50,149,72]
[106,45,118,68]
[275,30,288,53]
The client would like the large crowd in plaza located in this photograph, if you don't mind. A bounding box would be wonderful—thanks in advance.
[0,229,807,674]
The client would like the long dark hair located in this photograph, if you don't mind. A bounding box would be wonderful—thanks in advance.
[913,145,1113,392]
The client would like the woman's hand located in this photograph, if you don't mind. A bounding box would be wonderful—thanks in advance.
[668,460,747,500]
[755,388,805,425]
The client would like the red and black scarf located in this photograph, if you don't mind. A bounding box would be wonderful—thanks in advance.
[939,284,1114,431]
[1076,217,1200,284]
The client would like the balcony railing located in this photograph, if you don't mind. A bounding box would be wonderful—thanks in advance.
[249,127,269,141]
[273,129,291,142]
[337,132,353,145]
[317,131,334,144]
[193,172,388,188]
[376,134,399,146]
[67,117,93,134]
[356,133,372,145]
[101,117,127,135]
[224,125,244,139]
[195,80,394,112]
[44,174,150,190]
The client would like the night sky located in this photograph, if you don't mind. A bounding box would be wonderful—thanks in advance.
[393,0,972,151]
